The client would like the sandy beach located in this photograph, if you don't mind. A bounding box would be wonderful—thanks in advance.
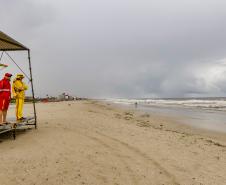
[0,100,226,185]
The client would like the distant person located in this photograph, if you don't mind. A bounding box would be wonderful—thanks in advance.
[0,73,12,125]
[12,74,28,121]
[135,102,138,108]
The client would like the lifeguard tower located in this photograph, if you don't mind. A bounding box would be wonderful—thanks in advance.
[0,31,37,139]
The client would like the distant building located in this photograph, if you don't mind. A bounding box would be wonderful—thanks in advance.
[58,93,74,101]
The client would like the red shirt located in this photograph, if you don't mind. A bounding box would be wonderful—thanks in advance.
[0,78,11,99]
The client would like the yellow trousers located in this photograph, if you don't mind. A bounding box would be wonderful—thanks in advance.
[16,98,24,120]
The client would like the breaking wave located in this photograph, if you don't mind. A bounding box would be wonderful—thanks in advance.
[106,98,226,111]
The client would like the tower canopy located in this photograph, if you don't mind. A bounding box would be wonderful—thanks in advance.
[0,31,28,51]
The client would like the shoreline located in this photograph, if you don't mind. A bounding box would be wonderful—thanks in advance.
[105,100,226,142]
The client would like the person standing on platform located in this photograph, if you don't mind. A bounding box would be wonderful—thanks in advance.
[12,74,28,121]
[0,73,12,125]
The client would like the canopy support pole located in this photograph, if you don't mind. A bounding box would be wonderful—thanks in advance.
[28,50,37,128]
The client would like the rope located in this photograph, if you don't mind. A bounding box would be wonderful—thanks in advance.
[4,51,31,81]
[0,51,4,62]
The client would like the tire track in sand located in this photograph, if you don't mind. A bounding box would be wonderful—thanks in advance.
[54,125,139,185]
[86,134,140,185]
[88,131,180,185]
[63,122,180,185]
[57,114,180,184]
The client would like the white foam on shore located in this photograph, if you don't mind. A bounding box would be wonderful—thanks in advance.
[105,98,226,133]
[106,98,226,111]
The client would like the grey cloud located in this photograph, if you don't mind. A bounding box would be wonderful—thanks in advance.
[1,0,226,98]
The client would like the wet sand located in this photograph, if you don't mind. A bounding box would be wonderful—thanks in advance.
[0,100,226,185]
[131,103,226,134]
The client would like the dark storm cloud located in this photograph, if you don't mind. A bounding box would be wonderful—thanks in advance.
[1,0,226,98]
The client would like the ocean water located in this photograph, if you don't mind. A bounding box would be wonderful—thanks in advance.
[106,98,226,133]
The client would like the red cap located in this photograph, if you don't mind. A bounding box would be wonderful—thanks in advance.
[5,73,12,77]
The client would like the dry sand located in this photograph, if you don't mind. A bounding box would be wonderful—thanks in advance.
[0,100,226,185]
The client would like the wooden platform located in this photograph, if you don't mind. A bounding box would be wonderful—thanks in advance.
[0,117,35,139]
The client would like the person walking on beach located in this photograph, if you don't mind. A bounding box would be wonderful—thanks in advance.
[12,74,28,121]
[0,73,12,125]
[135,102,138,108]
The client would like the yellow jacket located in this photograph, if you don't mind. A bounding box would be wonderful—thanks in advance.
[12,79,28,99]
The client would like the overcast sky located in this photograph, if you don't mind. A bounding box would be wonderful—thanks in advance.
[1,0,226,98]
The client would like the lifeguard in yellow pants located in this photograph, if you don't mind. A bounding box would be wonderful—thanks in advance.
[12,74,28,121]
